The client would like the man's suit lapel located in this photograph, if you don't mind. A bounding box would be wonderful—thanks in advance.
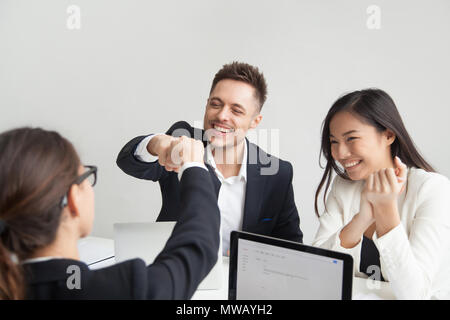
[242,140,267,231]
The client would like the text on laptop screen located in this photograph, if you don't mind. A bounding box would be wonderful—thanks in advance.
[236,238,344,299]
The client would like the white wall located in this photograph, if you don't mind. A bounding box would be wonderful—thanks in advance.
[1,0,449,244]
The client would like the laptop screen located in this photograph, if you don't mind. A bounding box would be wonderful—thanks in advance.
[229,231,353,300]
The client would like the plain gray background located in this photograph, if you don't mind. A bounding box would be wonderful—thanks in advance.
[1,0,449,245]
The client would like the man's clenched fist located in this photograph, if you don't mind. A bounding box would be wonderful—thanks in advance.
[147,135,204,172]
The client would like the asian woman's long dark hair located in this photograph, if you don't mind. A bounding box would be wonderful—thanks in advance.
[314,88,435,217]
[0,128,80,299]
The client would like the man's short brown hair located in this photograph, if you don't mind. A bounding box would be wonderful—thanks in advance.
[210,62,268,111]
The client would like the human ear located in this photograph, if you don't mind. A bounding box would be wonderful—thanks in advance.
[250,114,263,129]
[67,185,82,219]
[383,129,396,146]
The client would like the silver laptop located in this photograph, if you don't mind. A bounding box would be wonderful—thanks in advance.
[114,222,223,290]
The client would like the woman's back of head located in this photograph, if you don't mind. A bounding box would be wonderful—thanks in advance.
[0,127,80,299]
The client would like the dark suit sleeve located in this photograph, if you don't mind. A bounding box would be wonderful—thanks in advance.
[116,121,203,182]
[116,135,169,182]
[142,167,220,299]
[272,162,304,243]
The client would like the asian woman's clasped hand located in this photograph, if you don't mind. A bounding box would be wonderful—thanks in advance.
[365,156,407,207]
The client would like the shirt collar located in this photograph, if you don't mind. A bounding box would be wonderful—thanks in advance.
[205,140,247,182]
[22,256,64,264]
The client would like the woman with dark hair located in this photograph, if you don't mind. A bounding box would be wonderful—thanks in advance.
[0,127,219,299]
[312,88,450,299]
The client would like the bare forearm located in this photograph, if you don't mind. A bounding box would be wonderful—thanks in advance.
[339,213,373,248]
[374,202,401,238]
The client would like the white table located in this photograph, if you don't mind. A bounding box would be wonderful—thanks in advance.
[78,237,395,300]
[77,236,115,269]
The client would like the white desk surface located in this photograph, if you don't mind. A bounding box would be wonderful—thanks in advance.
[79,236,395,300]
[77,236,115,269]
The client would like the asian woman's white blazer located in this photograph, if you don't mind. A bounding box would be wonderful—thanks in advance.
[313,167,450,300]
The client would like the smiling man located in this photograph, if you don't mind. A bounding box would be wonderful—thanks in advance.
[117,62,303,255]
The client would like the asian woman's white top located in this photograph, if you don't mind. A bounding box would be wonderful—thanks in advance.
[313,167,450,299]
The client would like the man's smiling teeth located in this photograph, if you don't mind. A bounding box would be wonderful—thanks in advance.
[213,124,234,133]
[344,160,361,168]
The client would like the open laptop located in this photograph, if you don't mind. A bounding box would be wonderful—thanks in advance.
[114,222,223,290]
[229,231,353,300]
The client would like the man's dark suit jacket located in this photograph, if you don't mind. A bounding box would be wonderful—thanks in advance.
[116,121,303,243]
[24,167,220,299]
